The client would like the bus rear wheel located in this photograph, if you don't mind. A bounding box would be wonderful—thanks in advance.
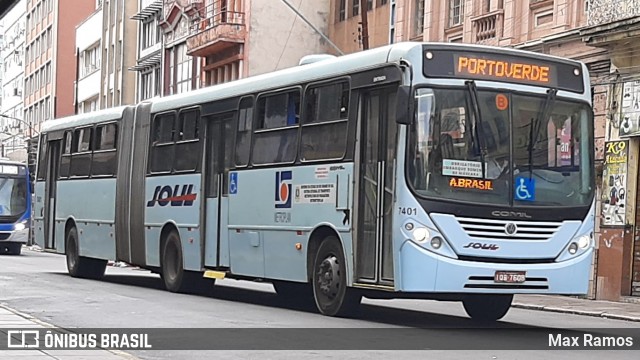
[66,227,107,279]
[161,230,208,293]
[462,294,513,322]
[312,236,361,317]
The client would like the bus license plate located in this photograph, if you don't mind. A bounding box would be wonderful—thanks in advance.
[494,271,526,283]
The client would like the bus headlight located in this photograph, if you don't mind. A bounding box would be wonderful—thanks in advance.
[568,243,578,255]
[412,227,430,242]
[14,221,27,231]
[556,232,593,262]
[430,236,443,249]
[577,233,592,249]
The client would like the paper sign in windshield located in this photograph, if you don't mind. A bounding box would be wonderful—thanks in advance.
[442,159,485,178]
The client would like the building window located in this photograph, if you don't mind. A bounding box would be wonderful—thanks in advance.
[352,0,360,17]
[415,0,425,35]
[337,0,346,21]
[449,0,464,27]
[169,43,192,95]
[141,16,158,49]
[140,66,161,101]
[80,45,100,78]
[535,11,553,26]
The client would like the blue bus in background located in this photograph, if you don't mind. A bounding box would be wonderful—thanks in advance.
[0,160,31,255]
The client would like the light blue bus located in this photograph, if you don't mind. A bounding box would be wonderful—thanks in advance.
[34,42,594,321]
[0,160,31,255]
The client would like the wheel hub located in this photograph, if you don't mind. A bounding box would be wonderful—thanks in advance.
[317,255,340,298]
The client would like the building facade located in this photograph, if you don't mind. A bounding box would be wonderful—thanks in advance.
[133,0,332,99]
[23,0,94,134]
[131,0,163,102]
[75,4,102,114]
[329,0,393,53]
[0,0,26,160]
[99,0,138,109]
[581,0,640,300]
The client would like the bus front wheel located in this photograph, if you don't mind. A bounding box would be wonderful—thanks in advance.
[312,236,361,317]
[66,227,106,279]
[462,294,513,322]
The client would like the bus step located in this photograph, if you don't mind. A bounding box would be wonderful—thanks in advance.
[203,270,226,279]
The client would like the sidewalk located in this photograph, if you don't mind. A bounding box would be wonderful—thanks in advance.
[0,304,135,359]
[513,294,640,322]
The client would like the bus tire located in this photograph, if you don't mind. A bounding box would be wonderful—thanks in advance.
[161,230,203,293]
[273,280,314,308]
[312,236,361,317]
[462,294,513,322]
[8,243,22,255]
[66,227,107,279]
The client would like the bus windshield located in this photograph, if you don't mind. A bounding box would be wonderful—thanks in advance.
[408,87,594,207]
[0,176,28,218]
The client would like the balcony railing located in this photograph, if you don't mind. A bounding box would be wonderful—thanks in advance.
[187,1,246,56]
[190,1,245,35]
[472,10,504,43]
[587,0,640,27]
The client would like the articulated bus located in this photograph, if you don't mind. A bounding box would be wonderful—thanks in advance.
[34,42,594,321]
[0,160,31,255]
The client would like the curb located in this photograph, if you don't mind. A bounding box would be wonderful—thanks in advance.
[0,303,137,359]
[512,302,640,322]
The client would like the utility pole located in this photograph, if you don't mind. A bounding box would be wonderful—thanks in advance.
[359,0,370,50]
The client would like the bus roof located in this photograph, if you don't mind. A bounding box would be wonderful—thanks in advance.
[40,106,130,134]
[0,159,27,167]
[149,42,585,114]
[38,42,587,133]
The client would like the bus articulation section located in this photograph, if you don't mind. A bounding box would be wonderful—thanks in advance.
[33,42,595,322]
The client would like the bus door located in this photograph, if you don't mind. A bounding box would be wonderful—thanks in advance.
[203,112,235,268]
[43,139,61,250]
[355,87,397,286]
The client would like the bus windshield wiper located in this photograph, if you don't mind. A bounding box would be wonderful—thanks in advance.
[465,80,485,178]
[528,88,557,177]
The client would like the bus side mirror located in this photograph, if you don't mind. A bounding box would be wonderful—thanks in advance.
[395,85,413,125]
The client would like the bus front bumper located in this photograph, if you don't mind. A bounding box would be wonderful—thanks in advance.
[398,240,592,295]
[0,229,29,245]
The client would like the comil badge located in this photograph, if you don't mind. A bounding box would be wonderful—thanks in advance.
[275,171,292,208]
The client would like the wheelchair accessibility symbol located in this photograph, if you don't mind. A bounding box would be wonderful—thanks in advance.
[229,172,238,194]
[515,177,535,201]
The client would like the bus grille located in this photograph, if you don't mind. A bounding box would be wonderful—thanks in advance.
[455,216,562,241]
[0,233,10,240]
[464,276,549,290]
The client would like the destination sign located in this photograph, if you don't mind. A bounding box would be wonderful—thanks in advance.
[455,55,550,84]
[422,46,585,93]
[0,165,19,175]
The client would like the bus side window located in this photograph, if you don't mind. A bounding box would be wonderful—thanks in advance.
[36,135,47,182]
[235,97,253,167]
[252,89,300,165]
[92,123,118,177]
[149,112,176,174]
[174,109,200,172]
[300,81,350,161]
[59,131,72,179]
[70,127,92,178]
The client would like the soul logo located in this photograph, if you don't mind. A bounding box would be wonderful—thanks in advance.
[146,184,197,207]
